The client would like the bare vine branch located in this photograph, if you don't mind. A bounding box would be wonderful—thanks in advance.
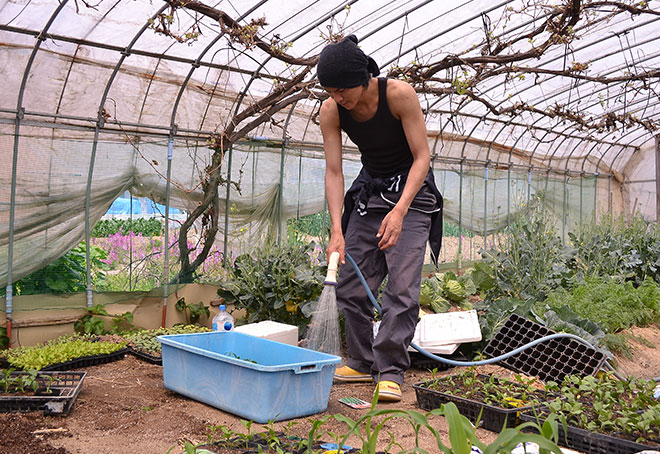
[155,0,660,282]
[172,0,318,66]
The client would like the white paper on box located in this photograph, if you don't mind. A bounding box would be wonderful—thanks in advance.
[419,310,482,347]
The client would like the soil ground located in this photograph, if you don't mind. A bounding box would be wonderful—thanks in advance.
[1,325,659,454]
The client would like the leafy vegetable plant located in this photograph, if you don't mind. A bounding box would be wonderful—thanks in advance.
[540,276,660,334]
[175,297,210,326]
[420,270,479,313]
[480,198,568,303]
[217,241,324,328]
[74,304,134,335]
[92,218,163,237]
[566,214,660,287]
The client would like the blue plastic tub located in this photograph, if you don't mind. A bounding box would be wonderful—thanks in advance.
[157,331,341,423]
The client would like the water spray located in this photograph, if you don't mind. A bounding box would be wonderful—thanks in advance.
[302,252,342,356]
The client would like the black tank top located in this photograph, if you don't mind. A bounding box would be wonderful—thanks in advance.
[338,78,414,178]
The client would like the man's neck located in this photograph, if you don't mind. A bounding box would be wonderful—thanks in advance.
[350,78,378,120]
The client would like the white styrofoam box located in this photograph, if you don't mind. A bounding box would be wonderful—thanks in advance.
[408,321,459,354]
[419,310,482,347]
[233,320,298,346]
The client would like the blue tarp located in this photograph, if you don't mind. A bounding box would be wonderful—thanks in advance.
[106,197,181,217]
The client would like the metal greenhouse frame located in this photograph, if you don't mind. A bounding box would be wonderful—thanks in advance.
[1,0,659,337]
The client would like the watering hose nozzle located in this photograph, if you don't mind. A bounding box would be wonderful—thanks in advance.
[324,251,340,286]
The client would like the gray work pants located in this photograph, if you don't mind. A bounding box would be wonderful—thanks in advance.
[336,203,431,385]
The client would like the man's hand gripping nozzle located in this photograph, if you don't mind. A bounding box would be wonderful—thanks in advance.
[324,251,340,286]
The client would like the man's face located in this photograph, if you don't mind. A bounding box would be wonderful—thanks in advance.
[324,85,364,110]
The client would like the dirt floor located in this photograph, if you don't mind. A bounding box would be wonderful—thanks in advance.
[1,325,659,454]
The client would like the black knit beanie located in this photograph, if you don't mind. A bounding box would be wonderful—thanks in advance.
[317,35,380,88]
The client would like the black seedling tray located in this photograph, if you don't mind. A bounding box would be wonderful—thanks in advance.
[128,348,162,365]
[414,374,553,432]
[40,348,129,371]
[483,313,607,383]
[521,410,659,454]
[0,371,86,416]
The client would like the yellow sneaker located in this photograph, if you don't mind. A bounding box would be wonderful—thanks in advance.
[376,380,402,402]
[334,366,372,382]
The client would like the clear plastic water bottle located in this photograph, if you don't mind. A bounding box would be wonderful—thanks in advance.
[212,304,234,331]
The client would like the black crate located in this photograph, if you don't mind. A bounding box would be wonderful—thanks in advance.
[40,348,129,371]
[483,313,607,383]
[413,374,553,432]
[128,348,162,366]
[0,371,86,416]
[520,411,658,454]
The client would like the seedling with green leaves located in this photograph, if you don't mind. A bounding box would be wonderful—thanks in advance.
[424,367,549,409]
[543,374,660,444]
[2,335,127,370]
[0,368,56,395]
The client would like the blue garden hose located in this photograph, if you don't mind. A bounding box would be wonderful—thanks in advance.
[343,252,622,371]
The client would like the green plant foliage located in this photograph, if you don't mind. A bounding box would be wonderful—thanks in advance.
[286,211,330,245]
[470,261,497,293]
[423,367,552,409]
[544,374,660,443]
[122,325,210,355]
[473,202,660,350]
[2,335,127,370]
[92,218,163,237]
[479,210,660,309]
[480,199,568,302]
[175,398,563,454]
[331,399,562,454]
[420,276,451,313]
[0,327,8,350]
[0,369,55,395]
[420,270,479,313]
[174,297,210,326]
[443,219,475,238]
[217,241,325,328]
[2,242,108,296]
[74,304,134,335]
[540,276,660,333]
[473,297,535,342]
[567,214,660,286]
[541,306,607,354]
